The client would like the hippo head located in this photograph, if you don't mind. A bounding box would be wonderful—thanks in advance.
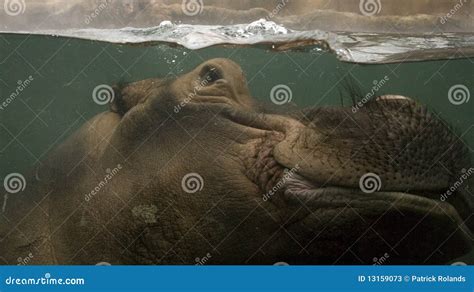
[2,58,473,265]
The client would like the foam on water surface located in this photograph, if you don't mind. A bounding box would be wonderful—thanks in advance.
[2,19,474,64]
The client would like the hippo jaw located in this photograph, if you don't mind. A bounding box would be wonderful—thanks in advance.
[86,59,474,264]
[161,59,474,264]
[244,97,474,264]
[2,58,471,266]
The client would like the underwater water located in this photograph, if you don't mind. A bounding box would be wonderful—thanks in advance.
[0,33,473,180]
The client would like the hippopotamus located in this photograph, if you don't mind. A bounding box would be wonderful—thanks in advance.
[1,58,472,265]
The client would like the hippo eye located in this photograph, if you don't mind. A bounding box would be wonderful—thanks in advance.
[200,65,223,84]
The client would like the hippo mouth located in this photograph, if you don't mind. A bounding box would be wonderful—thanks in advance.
[233,96,474,264]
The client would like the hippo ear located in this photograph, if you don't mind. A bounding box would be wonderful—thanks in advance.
[111,78,162,115]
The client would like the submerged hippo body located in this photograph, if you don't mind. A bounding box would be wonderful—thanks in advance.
[1,58,473,265]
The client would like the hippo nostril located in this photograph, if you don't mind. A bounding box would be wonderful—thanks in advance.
[200,65,224,84]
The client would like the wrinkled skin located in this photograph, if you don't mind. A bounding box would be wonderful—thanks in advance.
[1,58,473,265]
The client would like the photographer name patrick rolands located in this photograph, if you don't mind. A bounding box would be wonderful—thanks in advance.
[411,275,466,282]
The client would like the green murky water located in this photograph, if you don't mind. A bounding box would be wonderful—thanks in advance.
[0,34,473,179]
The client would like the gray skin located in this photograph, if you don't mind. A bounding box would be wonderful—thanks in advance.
[1,58,473,265]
